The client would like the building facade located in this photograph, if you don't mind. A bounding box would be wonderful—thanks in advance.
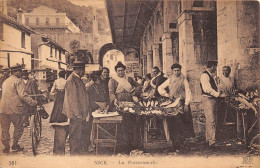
[19,5,81,34]
[0,12,35,70]
[31,34,67,91]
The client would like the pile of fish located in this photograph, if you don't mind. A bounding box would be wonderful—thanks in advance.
[138,97,183,116]
[115,97,184,116]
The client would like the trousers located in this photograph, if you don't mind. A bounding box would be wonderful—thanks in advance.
[0,114,23,148]
[202,96,218,145]
[69,118,92,155]
[53,125,69,155]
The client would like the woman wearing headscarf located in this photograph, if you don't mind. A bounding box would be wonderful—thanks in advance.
[108,61,140,153]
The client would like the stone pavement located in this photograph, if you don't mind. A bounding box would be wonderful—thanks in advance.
[0,102,254,157]
[0,102,70,156]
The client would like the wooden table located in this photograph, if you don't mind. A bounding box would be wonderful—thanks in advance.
[91,115,123,155]
[141,116,172,150]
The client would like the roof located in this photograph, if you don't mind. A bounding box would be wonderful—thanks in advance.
[0,12,35,34]
[106,0,158,50]
[39,35,67,52]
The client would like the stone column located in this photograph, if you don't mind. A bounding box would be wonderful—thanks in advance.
[178,10,217,103]
[152,44,162,71]
[147,50,153,74]
[162,32,174,76]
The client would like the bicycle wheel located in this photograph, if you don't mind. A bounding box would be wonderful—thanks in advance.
[30,116,38,156]
[34,112,42,143]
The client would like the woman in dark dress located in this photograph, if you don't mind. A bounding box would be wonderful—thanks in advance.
[49,70,68,155]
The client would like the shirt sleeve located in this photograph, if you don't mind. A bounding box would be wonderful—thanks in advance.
[108,79,117,103]
[184,79,192,105]
[50,80,56,95]
[200,73,220,97]
[158,79,170,97]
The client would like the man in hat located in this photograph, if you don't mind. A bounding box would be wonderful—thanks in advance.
[0,64,37,153]
[158,63,195,151]
[21,69,39,127]
[200,60,226,148]
[62,61,91,155]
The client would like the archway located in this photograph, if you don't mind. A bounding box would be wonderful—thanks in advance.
[103,49,125,77]
[99,43,141,78]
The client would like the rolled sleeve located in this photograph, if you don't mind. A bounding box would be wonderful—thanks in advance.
[158,79,169,97]
[184,79,191,105]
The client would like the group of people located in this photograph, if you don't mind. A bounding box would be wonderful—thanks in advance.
[0,59,239,155]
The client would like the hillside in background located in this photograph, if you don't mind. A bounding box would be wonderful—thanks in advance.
[7,0,110,35]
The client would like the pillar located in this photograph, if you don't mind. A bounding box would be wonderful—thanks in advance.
[162,32,174,76]
[152,44,162,71]
[178,10,217,103]
[147,50,153,74]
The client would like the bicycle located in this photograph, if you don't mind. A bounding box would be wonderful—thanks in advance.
[30,105,42,156]
[29,93,48,156]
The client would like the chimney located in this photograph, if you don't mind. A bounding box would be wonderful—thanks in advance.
[17,7,24,23]
[0,0,7,14]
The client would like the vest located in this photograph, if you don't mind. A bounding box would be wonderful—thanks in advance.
[200,71,218,96]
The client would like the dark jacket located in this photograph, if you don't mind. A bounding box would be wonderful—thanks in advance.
[62,73,90,121]
[151,73,167,98]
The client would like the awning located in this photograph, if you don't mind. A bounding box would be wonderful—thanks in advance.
[106,0,158,50]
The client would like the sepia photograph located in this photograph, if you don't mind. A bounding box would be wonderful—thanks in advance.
[0,0,259,167]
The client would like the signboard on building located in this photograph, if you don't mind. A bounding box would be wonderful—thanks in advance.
[126,61,140,74]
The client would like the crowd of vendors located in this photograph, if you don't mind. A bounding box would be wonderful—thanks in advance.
[0,59,258,155]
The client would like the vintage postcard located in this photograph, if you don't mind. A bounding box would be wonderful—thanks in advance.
[0,0,259,167]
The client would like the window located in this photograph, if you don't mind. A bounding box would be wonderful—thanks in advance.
[21,32,25,48]
[56,18,59,25]
[59,50,62,60]
[0,20,3,40]
[25,17,29,25]
[46,18,49,25]
[36,17,39,25]
[50,45,53,57]
[55,48,57,58]
[169,23,177,29]
[193,0,204,7]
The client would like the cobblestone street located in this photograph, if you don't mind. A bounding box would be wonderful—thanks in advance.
[0,102,71,156]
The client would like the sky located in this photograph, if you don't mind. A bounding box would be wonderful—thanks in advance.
[68,0,106,9]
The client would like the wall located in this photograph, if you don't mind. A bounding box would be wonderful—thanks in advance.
[217,1,259,90]
[3,24,31,52]
[0,23,32,69]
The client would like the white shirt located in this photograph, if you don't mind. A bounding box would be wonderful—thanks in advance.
[158,78,192,105]
[50,78,66,95]
[200,70,220,98]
